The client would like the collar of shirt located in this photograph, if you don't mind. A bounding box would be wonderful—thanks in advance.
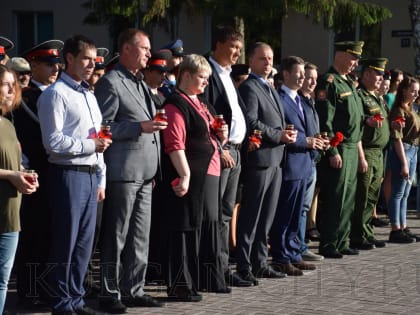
[31,79,49,91]
[59,72,91,92]
[209,56,232,75]
[250,72,271,87]
[280,84,298,102]
[115,62,144,82]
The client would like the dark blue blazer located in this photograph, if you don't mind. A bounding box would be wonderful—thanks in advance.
[203,58,247,131]
[278,88,312,180]
[300,94,320,162]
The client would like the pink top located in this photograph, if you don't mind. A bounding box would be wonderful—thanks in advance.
[163,93,221,176]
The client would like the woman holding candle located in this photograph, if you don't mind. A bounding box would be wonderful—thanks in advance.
[160,54,229,301]
[388,76,420,243]
[0,64,37,313]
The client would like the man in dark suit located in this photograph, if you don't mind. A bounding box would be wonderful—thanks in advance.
[269,56,323,276]
[203,25,252,287]
[94,29,167,313]
[236,42,296,284]
[13,40,63,309]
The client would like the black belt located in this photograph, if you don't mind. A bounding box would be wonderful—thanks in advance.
[52,164,98,174]
[224,142,242,150]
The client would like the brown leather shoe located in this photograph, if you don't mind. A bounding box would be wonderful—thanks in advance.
[292,260,316,271]
[272,262,303,276]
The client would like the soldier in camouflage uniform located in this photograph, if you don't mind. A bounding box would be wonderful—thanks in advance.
[315,41,365,258]
[350,58,390,250]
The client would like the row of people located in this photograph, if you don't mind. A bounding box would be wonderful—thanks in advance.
[1,25,419,315]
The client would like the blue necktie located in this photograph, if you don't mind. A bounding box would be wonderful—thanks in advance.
[295,95,304,119]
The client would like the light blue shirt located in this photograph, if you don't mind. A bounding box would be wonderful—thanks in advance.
[37,72,106,187]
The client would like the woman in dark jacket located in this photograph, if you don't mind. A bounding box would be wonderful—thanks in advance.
[160,54,229,301]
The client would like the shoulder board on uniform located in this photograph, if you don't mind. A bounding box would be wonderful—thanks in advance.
[339,91,352,98]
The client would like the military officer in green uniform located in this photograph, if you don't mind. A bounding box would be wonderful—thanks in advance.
[350,58,390,250]
[315,41,365,258]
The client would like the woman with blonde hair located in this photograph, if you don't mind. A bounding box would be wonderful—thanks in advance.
[159,54,229,301]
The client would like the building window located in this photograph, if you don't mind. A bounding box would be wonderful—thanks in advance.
[15,12,53,53]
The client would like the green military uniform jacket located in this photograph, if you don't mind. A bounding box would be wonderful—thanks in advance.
[315,66,364,155]
[358,83,390,149]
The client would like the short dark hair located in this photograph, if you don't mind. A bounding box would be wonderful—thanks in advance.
[246,42,272,60]
[279,56,305,80]
[118,28,149,52]
[211,25,243,51]
[304,62,318,71]
[62,35,96,68]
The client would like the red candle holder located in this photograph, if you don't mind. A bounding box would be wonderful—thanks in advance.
[154,109,168,123]
[249,130,262,145]
[98,120,112,139]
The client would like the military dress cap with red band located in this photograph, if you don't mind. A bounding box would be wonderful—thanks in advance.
[22,39,64,64]
[147,49,172,72]
[334,41,364,59]
[0,36,14,61]
[95,47,109,70]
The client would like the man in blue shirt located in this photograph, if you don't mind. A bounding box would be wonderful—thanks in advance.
[38,35,111,315]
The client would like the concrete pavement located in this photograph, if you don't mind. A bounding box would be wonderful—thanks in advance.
[4,211,420,315]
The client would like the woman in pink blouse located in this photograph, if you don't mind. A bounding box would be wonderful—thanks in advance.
[161,54,229,301]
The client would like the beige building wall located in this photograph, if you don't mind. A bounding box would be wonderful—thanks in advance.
[0,0,111,56]
[281,13,331,72]
[0,1,415,73]
[281,0,415,74]
[377,0,413,73]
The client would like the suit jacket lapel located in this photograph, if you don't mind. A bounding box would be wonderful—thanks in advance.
[120,73,153,120]
[284,93,306,126]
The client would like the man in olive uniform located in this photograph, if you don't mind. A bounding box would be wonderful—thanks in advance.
[315,41,365,258]
[350,58,390,250]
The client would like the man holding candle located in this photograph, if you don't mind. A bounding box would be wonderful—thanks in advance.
[269,56,324,276]
[236,42,296,283]
[203,25,253,287]
[350,58,390,250]
[315,41,365,258]
[94,29,167,312]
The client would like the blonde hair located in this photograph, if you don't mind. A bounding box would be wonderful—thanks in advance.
[177,54,212,86]
[0,64,21,111]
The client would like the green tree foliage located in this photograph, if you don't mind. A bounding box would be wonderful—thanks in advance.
[82,0,392,58]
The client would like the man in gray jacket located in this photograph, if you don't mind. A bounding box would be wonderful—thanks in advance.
[95,28,167,313]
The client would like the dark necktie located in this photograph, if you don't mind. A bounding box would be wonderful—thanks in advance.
[295,95,304,119]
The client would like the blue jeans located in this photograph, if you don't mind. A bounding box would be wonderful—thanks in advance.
[0,231,19,313]
[299,165,317,253]
[389,143,418,227]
